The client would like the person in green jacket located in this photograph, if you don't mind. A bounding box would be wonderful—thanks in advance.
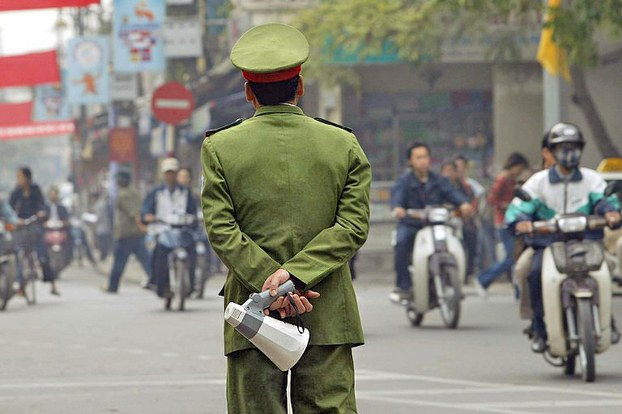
[201,23,371,414]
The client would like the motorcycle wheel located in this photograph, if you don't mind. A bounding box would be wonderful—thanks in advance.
[406,306,424,326]
[563,355,576,376]
[50,251,64,279]
[172,260,187,312]
[0,270,9,311]
[439,265,461,329]
[577,298,596,382]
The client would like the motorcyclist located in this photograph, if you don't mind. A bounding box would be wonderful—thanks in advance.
[44,186,71,269]
[141,158,197,298]
[390,142,474,303]
[506,122,621,353]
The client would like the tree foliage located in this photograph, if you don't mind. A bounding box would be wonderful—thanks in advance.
[296,0,622,156]
[297,0,622,77]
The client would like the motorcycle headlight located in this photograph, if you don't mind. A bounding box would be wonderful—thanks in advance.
[557,216,587,233]
[427,208,449,224]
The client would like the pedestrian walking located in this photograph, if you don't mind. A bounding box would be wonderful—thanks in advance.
[475,152,529,297]
[201,23,371,413]
[103,172,152,293]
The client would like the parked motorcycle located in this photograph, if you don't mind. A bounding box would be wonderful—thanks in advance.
[0,220,17,311]
[393,206,466,329]
[43,219,69,277]
[515,189,617,382]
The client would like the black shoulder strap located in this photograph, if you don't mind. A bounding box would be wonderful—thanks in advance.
[314,117,353,133]
[205,118,244,138]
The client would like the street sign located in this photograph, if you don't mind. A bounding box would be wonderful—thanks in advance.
[151,82,194,125]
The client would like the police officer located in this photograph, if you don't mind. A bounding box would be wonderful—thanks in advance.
[201,23,371,414]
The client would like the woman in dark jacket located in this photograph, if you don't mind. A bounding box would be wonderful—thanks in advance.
[9,167,59,296]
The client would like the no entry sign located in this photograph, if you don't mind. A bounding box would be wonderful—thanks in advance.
[151,82,194,125]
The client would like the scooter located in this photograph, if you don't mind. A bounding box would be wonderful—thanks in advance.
[150,214,196,311]
[0,220,17,311]
[515,190,616,382]
[43,219,69,277]
[395,207,466,329]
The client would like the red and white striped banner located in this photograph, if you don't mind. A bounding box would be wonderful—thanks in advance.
[0,121,75,141]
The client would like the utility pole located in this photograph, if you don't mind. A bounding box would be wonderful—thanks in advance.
[75,7,88,203]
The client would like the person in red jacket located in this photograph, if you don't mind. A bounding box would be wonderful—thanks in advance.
[475,152,529,296]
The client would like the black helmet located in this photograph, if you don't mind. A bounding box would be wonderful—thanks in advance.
[546,122,585,149]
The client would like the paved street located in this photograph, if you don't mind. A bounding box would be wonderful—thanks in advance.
[1,263,622,414]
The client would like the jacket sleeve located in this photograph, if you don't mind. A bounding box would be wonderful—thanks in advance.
[390,175,406,209]
[201,138,281,293]
[588,173,621,215]
[280,138,371,290]
[140,189,157,220]
[439,176,468,207]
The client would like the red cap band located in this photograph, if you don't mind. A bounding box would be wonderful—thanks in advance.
[242,66,301,83]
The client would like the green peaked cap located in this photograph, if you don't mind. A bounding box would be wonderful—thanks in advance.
[230,23,310,74]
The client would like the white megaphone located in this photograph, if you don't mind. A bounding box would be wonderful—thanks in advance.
[224,280,310,371]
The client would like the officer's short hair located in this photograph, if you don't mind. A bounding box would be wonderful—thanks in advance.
[249,76,300,106]
[405,142,431,159]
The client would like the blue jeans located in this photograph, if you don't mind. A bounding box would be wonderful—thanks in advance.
[394,224,419,291]
[107,236,152,292]
[478,228,515,289]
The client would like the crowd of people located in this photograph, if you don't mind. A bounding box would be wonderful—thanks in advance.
[0,159,223,303]
[389,122,622,353]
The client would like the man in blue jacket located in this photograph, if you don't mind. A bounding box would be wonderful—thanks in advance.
[390,143,473,302]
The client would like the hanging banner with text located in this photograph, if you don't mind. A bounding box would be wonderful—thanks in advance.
[109,127,137,162]
[113,0,165,73]
[66,36,110,104]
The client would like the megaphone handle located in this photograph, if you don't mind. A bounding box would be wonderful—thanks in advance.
[249,280,296,310]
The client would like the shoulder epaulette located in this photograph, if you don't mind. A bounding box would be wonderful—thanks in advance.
[314,117,353,133]
[205,118,244,138]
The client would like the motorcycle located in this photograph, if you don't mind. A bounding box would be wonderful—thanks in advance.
[0,220,17,311]
[393,206,466,329]
[43,219,69,277]
[515,189,616,382]
[150,214,196,311]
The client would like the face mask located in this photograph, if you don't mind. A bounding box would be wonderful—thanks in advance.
[554,146,582,169]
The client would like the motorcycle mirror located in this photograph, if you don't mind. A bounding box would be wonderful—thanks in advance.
[604,181,621,197]
[513,186,532,202]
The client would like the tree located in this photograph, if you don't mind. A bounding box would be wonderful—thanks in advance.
[297,0,622,157]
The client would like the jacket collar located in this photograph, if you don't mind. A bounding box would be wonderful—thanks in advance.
[549,166,583,184]
[253,104,305,117]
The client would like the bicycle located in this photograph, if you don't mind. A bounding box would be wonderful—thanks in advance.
[14,215,41,305]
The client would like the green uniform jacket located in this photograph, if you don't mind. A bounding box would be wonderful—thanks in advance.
[201,104,371,356]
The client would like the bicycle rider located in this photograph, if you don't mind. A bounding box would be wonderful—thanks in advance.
[9,167,59,296]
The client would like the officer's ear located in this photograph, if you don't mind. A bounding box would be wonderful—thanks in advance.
[245,82,261,109]
[296,76,305,99]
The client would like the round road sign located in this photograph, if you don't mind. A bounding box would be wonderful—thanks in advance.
[151,82,194,125]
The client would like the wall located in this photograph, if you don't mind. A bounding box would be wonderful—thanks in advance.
[492,64,543,172]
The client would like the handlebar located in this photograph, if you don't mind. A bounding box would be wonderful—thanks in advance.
[17,215,39,227]
[517,214,610,235]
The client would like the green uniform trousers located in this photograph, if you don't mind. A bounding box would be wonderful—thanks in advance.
[226,344,357,414]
